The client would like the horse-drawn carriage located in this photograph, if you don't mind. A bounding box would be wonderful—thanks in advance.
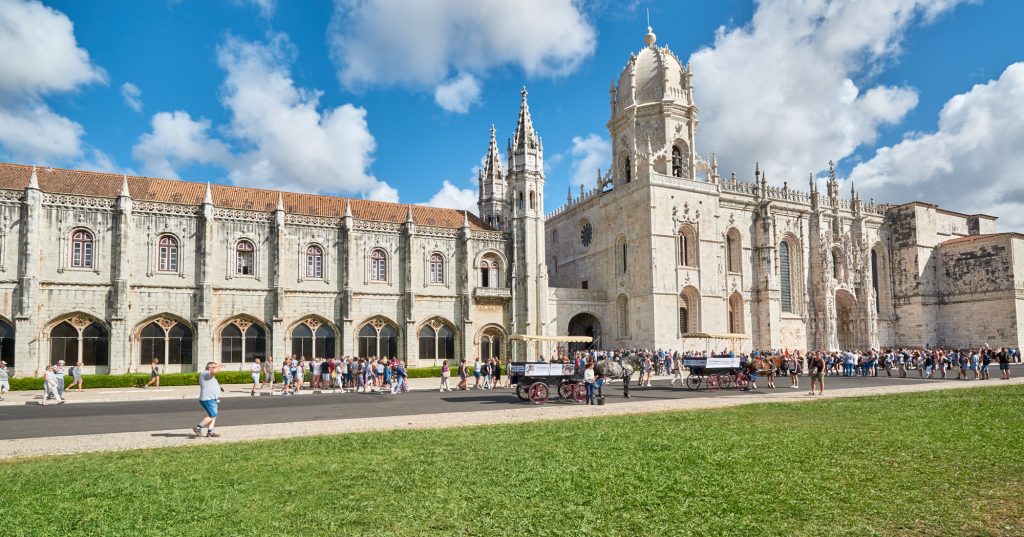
[508,362,585,404]
[507,334,593,405]
[679,332,752,391]
[682,355,750,391]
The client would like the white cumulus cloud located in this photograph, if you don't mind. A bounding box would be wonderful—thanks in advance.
[329,0,595,109]
[568,133,610,189]
[434,73,481,114]
[689,0,970,182]
[0,0,106,163]
[133,111,233,178]
[120,82,143,112]
[422,179,477,211]
[133,34,395,200]
[850,62,1024,230]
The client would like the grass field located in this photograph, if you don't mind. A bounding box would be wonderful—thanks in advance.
[3,385,1022,536]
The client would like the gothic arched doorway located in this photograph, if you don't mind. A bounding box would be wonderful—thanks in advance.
[835,290,857,351]
[567,313,602,355]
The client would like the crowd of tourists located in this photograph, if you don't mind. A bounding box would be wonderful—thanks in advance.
[237,355,513,396]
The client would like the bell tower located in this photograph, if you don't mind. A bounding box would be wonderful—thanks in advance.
[476,125,506,230]
[607,25,699,184]
[507,87,548,359]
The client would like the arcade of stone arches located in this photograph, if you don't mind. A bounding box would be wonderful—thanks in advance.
[12,313,506,370]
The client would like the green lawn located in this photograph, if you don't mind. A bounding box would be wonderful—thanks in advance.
[3,385,1022,537]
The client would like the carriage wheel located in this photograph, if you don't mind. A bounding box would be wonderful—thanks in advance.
[558,381,573,400]
[528,382,549,405]
[516,383,529,401]
[707,374,722,392]
[685,374,702,391]
[720,374,734,389]
[572,383,586,403]
[735,372,750,389]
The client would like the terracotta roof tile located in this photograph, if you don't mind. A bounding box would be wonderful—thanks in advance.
[938,232,1024,247]
[0,162,492,231]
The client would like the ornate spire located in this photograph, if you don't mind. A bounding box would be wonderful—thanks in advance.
[276,191,284,211]
[119,174,131,197]
[482,124,503,180]
[344,199,352,218]
[27,165,39,190]
[405,204,414,224]
[203,182,213,205]
[754,161,761,180]
[511,86,538,153]
[462,210,469,229]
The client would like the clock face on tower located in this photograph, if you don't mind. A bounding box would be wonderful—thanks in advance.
[580,222,593,248]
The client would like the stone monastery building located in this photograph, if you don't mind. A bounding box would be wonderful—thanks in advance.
[1,27,1022,375]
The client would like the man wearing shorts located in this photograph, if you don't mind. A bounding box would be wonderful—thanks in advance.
[808,353,825,396]
[0,361,10,401]
[69,361,84,391]
[193,362,224,438]
[250,358,261,396]
[998,349,1011,380]
[261,356,274,391]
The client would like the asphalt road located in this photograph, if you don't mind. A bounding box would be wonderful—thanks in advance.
[0,369,1016,440]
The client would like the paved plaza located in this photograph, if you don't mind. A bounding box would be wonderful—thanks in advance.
[2,367,1019,459]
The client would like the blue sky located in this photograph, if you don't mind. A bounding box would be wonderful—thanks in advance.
[2,1,1023,227]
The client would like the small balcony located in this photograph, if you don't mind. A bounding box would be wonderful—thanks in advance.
[474,286,511,302]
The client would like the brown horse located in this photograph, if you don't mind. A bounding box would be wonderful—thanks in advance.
[751,356,786,389]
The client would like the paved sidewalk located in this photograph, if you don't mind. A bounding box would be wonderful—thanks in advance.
[0,376,544,405]
[2,375,1020,460]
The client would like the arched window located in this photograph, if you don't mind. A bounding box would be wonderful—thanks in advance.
[140,323,165,363]
[624,156,632,183]
[429,253,444,284]
[0,320,14,367]
[480,328,502,360]
[220,321,266,363]
[671,146,683,177]
[517,191,525,211]
[726,228,742,273]
[617,295,629,338]
[480,257,500,288]
[871,249,880,313]
[678,225,697,267]
[139,319,194,365]
[418,322,455,361]
[50,319,109,366]
[71,229,94,268]
[529,191,536,210]
[158,235,179,272]
[779,241,793,313]
[306,245,324,278]
[728,293,744,334]
[370,249,387,281]
[236,240,255,275]
[357,321,398,358]
[679,287,700,334]
[291,322,336,359]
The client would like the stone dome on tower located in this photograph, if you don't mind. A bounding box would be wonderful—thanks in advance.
[612,25,692,113]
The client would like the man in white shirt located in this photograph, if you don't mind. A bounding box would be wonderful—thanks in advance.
[193,362,224,437]
[250,358,261,396]
[42,365,64,405]
[0,361,10,401]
